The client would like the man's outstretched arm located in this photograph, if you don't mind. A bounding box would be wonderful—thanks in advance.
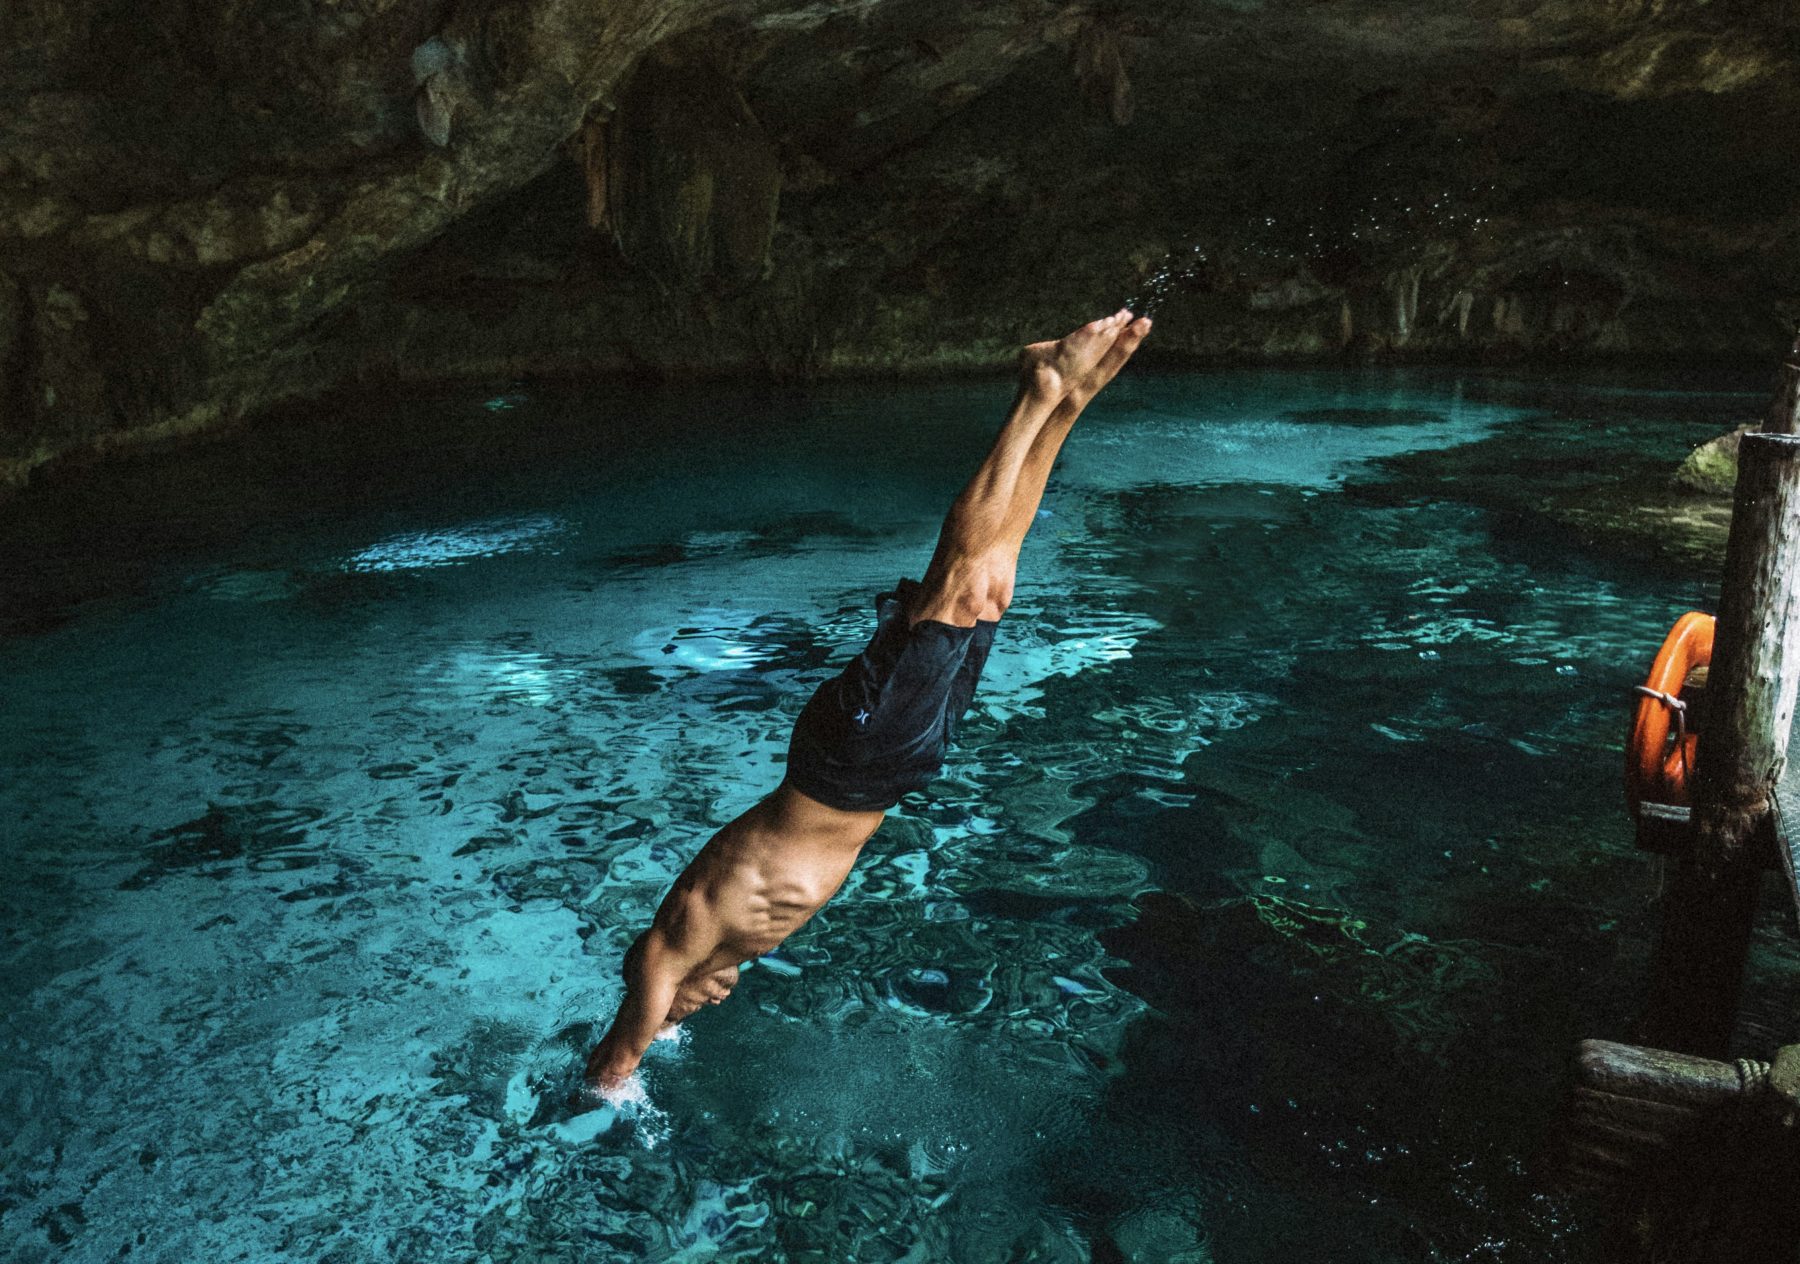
[584,910,710,1091]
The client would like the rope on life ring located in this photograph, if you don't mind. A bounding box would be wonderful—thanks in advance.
[1626,611,1715,814]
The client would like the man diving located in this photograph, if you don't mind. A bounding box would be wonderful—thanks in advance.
[584,310,1154,1095]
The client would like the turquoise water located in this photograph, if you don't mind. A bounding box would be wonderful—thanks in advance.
[0,368,1785,1262]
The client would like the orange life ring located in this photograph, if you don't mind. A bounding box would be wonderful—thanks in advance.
[1626,611,1714,813]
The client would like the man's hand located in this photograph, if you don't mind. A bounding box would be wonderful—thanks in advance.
[583,1042,642,1090]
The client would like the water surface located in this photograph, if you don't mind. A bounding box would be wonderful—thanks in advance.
[2,367,1788,1262]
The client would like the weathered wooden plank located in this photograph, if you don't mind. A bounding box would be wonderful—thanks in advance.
[1567,1087,1713,1132]
[1561,1041,1756,1197]
[1560,1038,1800,1254]
[1574,1040,1743,1108]
[1563,1109,1687,1153]
[1778,715,1800,926]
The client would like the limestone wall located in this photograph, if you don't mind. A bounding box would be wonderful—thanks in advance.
[3,0,1797,486]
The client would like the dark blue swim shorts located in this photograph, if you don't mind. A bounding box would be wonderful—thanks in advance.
[784,577,998,812]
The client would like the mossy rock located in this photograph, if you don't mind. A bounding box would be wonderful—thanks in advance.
[1672,424,1749,495]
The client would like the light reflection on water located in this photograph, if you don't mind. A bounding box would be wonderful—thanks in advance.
[346,512,569,572]
[0,368,1775,1262]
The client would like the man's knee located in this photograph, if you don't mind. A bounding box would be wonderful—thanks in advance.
[986,568,1014,617]
[961,561,1013,622]
[926,555,1012,622]
[915,555,1013,626]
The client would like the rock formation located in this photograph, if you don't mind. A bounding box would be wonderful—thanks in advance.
[1675,425,1753,496]
[3,0,1798,486]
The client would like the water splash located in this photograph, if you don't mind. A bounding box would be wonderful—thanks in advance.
[552,1074,672,1150]
[1118,175,1503,319]
[1124,241,1210,320]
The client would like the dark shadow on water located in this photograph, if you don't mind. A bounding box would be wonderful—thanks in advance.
[1076,885,1624,1261]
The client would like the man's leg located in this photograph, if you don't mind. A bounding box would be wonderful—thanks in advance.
[909,312,1153,628]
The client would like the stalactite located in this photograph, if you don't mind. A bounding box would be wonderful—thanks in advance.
[1074,19,1134,127]
[416,74,455,147]
[606,56,782,289]
[1385,264,1421,345]
[411,36,461,148]
[575,115,609,231]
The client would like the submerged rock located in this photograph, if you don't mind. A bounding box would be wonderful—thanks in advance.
[1375,406,1745,569]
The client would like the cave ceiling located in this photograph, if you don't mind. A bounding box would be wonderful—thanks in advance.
[1,0,1796,484]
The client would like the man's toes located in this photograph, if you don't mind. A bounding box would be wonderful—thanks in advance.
[1114,316,1151,347]
[1114,324,1151,363]
[1093,317,1152,375]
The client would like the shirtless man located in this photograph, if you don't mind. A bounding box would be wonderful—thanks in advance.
[584,310,1153,1094]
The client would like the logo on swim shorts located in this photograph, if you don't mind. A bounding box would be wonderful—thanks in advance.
[853,707,872,727]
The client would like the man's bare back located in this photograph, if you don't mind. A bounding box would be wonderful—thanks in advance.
[584,310,1152,1096]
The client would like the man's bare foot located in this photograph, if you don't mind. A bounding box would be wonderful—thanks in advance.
[1018,309,1135,405]
[1060,314,1152,408]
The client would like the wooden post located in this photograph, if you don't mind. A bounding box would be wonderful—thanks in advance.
[1639,430,1800,1056]
[1693,433,1800,871]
